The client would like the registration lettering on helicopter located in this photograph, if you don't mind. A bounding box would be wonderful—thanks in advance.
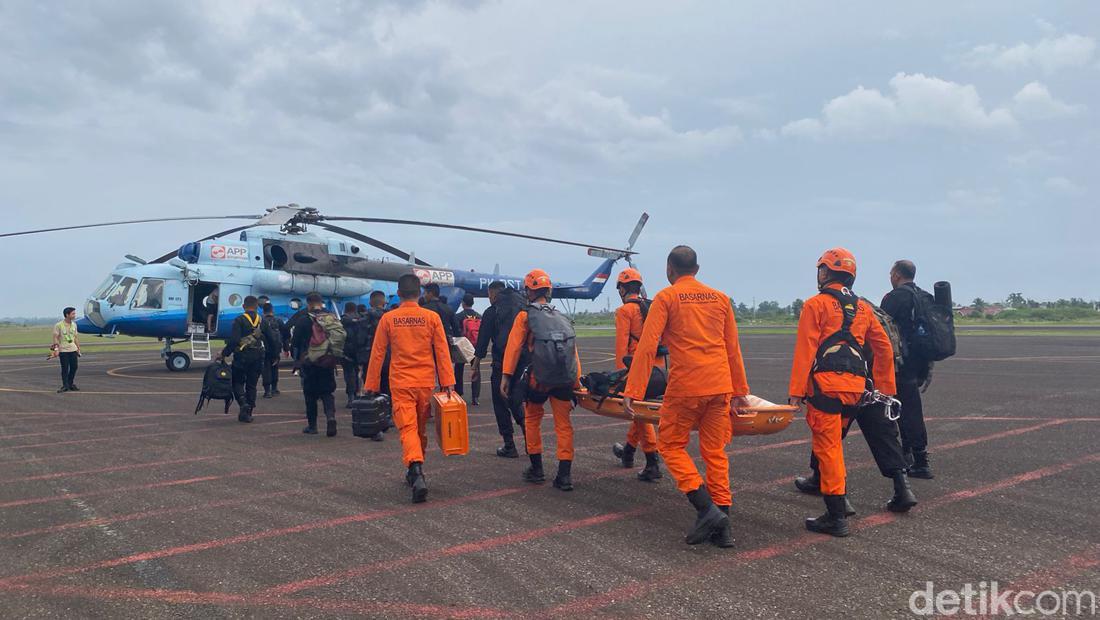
[414,269,455,287]
[210,245,249,261]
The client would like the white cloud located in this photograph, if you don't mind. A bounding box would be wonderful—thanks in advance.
[1045,176,1084,195]
[781,73,1015,139]
[947,188,1002,211]
[961,33,1096,73]
[1012,82,1084,119]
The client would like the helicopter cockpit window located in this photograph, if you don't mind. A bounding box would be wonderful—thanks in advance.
[132,278,165,310]
[93,275,121,300]
[107,277,138,306]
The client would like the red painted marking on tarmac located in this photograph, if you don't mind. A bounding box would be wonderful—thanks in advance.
[0,456,219,485]
[0,484,344,541]
[0,475,229,509]
[928,416,1096,422]
[0,583,509,619]
[4,417,299,449]
[264,508,647,596]
[936,419,1067,451]
[535,453,1100,618]
[0,486,528,585]
[0,422,164,440]
[5,427,220,449]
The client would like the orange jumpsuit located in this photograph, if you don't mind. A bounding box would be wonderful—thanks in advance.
[624,275,749,507]
[788,283,896,496]
[365,301,456,467]
[615,295,662,453]
[502,302,582,461]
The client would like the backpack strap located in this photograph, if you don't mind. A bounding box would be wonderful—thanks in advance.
[811,287,867,377]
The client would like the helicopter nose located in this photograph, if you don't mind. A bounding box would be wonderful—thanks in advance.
[83,299,107,329]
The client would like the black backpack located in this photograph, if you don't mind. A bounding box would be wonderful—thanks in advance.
[904,285,956,362]
[493,289,525,354]
[262,316,283,353]
[195,362,234,414]
[525,303,578,389]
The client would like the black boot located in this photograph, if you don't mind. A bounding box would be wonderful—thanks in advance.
[637,452,663,482]
[324,395,337,437]
[612,442,636,468]
[794,470,822,495]
[262,388,272,399]
[886,472,918,513]
[709,505,734,548]
[346,395,356,409]
[302,410,318,434]
[238,405,253,423]
[908,451,934,479]
[522,453,545,483]
[553,460,573,491]
[407,462,428,503]
[805,495,850,537]
[685,487,728,545]
[496,437,519,458]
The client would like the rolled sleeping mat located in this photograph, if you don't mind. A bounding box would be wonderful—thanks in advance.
[934,281,952,308]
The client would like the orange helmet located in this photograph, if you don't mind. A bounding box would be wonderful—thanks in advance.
[524,269,552,290]
[616,268,643,286]
[817,247,857,277]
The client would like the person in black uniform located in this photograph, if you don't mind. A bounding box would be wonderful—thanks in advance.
[453,293,482,405]
[260,303,286,399]
[471,281,526,458]
[365,291,390,398]
[290,292,339,437]
[217,295,275,423]
[340,301,364,408]
[881,259,935,479]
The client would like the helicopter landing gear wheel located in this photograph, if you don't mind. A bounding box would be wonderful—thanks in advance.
[166,352,191,372]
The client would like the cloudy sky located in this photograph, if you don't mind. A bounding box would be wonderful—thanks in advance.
[2,1,1096,317]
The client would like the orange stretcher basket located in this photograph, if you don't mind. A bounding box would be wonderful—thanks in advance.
[432,391,469,456]
[573,391,796,437]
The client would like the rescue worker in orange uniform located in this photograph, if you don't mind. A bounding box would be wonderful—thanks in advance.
[788,248,916,537]
[364,274,456,504]
[502,269,582,492]
[610,268,664,481]
[623,246,750,548]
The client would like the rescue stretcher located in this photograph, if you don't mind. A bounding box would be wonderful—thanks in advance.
[573,391,797,437]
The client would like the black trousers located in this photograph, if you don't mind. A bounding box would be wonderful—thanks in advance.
[231,360,262,410]
[304,392,336,425]
[341,361,360,398]
[489,363,525,441]
[262,355,281,390]
[59,351,78,387]
[453,362,482,401]
[896,378,928,456]
[808,404,908,478]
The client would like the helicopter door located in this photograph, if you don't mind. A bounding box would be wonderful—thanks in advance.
[189,282,221,335]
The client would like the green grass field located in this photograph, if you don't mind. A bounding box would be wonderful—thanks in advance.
[0,325,162,357]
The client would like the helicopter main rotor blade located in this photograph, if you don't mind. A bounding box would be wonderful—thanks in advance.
[0,215,261,239]
[323,217,638,255]
[313,222,432,267]
[151,224,261,263]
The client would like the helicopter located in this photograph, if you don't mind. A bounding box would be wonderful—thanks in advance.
[3,205,648,371]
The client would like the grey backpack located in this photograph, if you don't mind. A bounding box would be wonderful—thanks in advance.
[525,303,578,389]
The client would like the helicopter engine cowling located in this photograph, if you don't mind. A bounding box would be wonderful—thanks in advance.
[252,271,373,298]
